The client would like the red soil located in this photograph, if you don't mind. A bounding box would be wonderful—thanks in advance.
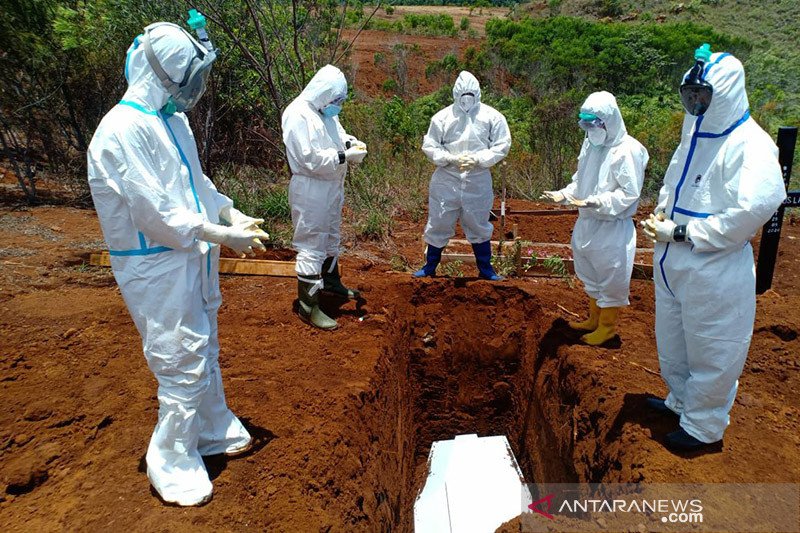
[0,200,798,532]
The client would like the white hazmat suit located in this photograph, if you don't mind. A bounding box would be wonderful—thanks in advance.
[283,65,360,278]
[558,92,649,309]
[654,52,786,443]
[421,71,511,248]
[87,25,251,506]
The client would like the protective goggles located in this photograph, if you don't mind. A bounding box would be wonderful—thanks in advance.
[142,23,217,113]
[679,61,713,116]
[577,112,605,131]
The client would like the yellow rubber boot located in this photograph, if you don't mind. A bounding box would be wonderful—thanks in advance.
[569,297,600,331]
[581,306,620,346]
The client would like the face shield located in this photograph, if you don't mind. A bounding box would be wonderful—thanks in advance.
[679,44,714,116]
[142,23,217,113]
[578,112,607,146]
[459,92,476,113]
[679,62,713,116]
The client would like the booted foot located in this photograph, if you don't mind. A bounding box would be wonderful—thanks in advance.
[569,298,599,331]
[298,276,338,330]
[413,244,444,278]
[413,267,435,278]
[321,257,360,300]
[646,397,679,417]
[665,428,722,453]
[472,240,503,281]
[298,301,338,330]
[224,437,253,457]
[581,306,620,346]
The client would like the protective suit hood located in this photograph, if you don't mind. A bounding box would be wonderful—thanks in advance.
[580,91,627,147]
[123,23,206,113]
[682,52,749,132]
[452,71,482,112]
[299,65,348,112]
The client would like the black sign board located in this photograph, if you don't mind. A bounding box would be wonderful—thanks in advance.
[756,126,798,294]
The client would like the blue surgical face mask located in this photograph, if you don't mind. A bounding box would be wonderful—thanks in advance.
[321,103,342,118]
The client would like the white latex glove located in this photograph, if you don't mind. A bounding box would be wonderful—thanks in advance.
[565,194,600,208]
[457,153,477,172]
[445,153,460,165]
[345,145,368,164]
[640,212,676,242]
[350,139,367,150]
[219,206,264,231]
[201,222,269,257]
[540,190,565,203]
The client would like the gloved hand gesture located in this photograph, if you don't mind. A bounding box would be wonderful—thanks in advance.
[345,145,368,164]
[202,223,269,257]
[220,206,264,232]
[350,139,367,151]
[457,153,477,172]
[565,194,600,208]
[640,212,676,242]
[540,190,565,203]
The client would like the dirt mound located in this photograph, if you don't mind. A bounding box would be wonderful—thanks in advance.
[1,205,798,532]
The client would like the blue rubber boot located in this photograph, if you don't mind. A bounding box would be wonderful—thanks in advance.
[472,240,503,281]
[413,244,444,278]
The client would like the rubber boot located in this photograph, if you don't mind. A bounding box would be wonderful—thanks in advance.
[581,306,620,345]
[569,297,600,331]
[472,240,503,281]
[413,244,444,278]
[322,257,360,300]
[297,276,337,330]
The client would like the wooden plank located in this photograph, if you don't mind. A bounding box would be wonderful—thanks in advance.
[89,251,296,277]
[506,208,578,216]
[218,258,295,277]
[89,252,111,267]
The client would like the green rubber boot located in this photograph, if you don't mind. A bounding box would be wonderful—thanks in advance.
[297,276,337,330]
[322,257,360,300]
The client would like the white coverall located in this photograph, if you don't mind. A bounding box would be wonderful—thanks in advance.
[421,71,512,248]
[87,26,250,505]
[557,91,649,307]
[655,53,786,442]
[282,65,360,277]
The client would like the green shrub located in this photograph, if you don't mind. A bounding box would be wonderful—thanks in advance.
[484,16,749,98]
[460,17,470,31]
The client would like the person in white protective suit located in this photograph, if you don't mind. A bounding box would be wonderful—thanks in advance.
[87,20,269,506]
[414,71,511,280]
[282,65,368,330]
[541,91,649,346]
[640,44,786,452]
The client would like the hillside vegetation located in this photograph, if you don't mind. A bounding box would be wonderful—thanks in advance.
[1,0,797,244]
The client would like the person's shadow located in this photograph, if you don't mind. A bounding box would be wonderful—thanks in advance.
[319,292,367,320]
[606,393,723,458]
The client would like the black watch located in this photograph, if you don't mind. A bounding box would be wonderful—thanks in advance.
[345,140,352,149]
[673,224,688,242]
[338,150,346,164]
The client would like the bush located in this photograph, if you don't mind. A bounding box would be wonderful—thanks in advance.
[460,17,470,31]
[484,16,749,98]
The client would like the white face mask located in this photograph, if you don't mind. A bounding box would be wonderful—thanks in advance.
[587,128,607,147]
[459,94,476,113]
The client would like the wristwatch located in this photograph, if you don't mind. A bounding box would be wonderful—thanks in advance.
[338,151,346,164]
[673,224,688,242]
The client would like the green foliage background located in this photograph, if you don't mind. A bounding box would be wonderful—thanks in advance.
[0,0,797,240]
